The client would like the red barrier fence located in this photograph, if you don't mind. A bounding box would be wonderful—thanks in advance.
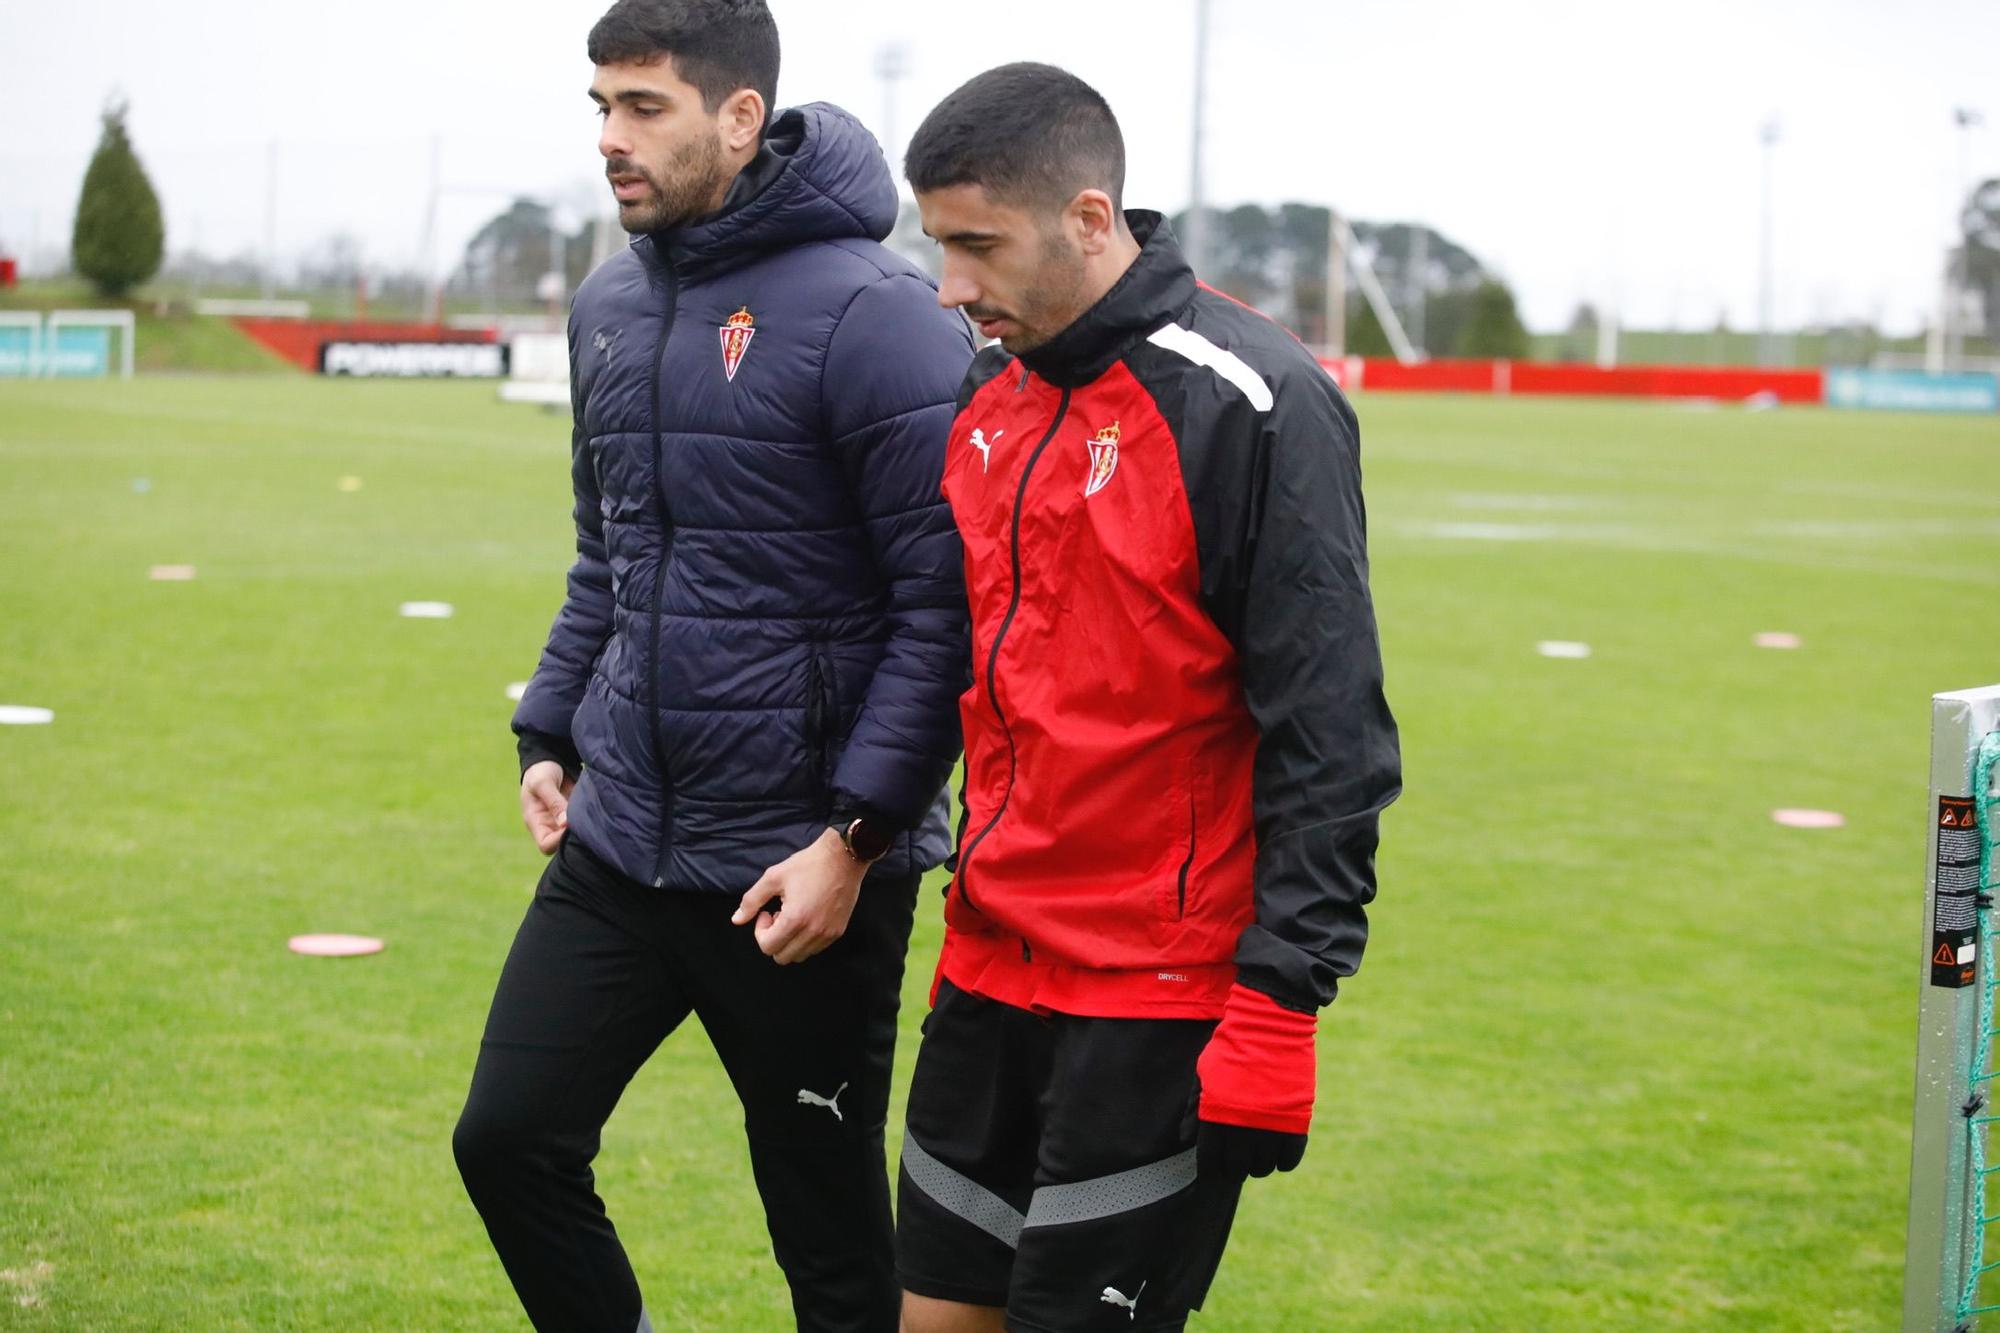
[1319,356,1825,404]
[234,319,497,371]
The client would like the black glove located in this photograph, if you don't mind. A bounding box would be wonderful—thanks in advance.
[1196,1120,1308,1179]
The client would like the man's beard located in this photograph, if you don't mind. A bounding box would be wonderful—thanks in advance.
[979,230,1088,355]
[609,131,727,235]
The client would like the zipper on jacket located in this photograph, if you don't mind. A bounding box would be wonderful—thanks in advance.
[805,640,839,812]
[1173,780,1197,920]
[645,256,680,887]
[952,387,1072,912]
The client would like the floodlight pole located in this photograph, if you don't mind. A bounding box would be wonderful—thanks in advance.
[1326,207,1347,356]
[1757,117,1779,366]
[420,136,442,326]
[1408,225,1429,357]
[1183,0,1211,279]
[875,44,909,188]
[262,139,279,303]
[1945,109,1982,372]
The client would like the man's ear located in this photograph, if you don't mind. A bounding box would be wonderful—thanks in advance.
[719,88,766,153]
[1071,189,1120,257]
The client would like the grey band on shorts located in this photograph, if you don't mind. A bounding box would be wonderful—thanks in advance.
[901,1134,1026,1249]
[1024,1147,1199,1228]
[903,1135,1200,1245]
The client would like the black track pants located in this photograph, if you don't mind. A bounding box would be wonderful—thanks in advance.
[453,834,918,1333]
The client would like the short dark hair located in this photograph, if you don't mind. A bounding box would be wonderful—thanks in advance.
[905,63,1125,214]
[587,0,780,116]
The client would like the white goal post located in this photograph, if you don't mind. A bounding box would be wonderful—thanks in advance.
[0,311,42,376]
[499,332,570,407]
[0,310,132,378]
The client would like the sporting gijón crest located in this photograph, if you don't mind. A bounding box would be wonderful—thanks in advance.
[1084,420,1121,497]
[719,307,756,382]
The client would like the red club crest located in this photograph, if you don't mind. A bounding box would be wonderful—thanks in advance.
[1084,420,1121,497]
[720,307,756,382]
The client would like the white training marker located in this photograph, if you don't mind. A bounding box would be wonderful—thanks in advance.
[1537,640,1592,659]
[1416,521,1559,542]
[0,706,54,726]
[399,601,454,619]
[131,477,152,493]
[1772,809,1846,830]
[505,681,529,701]
[1754,632,1802,650]
[337,476,364,493]
[149,565,197,582]
[288,934,385,958]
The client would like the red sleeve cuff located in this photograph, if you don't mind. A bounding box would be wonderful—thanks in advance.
[1195,983,1318,1135]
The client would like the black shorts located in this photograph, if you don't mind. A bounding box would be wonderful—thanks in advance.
[896,980,1243,1332]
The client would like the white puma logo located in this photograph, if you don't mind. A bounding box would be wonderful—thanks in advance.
[970,428,1002,472]
[796,1081,848,1121]
[1099,1281,1145,1319]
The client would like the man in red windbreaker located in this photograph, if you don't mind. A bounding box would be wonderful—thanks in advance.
[895,63,1402,1333]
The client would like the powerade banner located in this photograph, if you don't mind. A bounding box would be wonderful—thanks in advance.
[320,341,508,378]
[1824,368,1999,414]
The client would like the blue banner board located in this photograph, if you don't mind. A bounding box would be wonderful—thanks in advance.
[1824,368,2000,414]
[0,325,115,377]
[0,326,34,376]
[46,326,111,377]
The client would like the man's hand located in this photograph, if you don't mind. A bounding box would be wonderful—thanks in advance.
[520,760,574,855]
[731,828,867,965]
[1196,1121,1308,1180]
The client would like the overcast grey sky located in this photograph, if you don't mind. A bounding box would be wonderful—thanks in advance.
[2,0,1994,333]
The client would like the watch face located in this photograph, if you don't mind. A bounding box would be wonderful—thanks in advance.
[846,818,895,863]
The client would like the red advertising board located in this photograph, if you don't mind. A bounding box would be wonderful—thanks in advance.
[234,319,497,371]
[1320,357,1824,404]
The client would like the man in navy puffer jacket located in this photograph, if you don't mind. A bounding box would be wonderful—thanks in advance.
[451,3,972,1330]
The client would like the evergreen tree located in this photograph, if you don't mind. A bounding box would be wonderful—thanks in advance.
[1455,279,1530,359]
[71,99,164,298]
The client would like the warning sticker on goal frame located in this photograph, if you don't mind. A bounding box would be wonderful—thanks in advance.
[1932,796,1982,988]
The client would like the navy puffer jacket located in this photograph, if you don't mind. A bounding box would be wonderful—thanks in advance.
[512,102,973,891]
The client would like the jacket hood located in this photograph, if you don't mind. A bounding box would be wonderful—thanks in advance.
[643,102,898,278]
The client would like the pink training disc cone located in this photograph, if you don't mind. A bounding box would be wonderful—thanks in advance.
[1754,632,1802,650]
[1771,809,1845,829]
[288,934,385,957]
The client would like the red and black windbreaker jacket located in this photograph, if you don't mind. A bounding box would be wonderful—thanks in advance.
[936,212,1401,1021]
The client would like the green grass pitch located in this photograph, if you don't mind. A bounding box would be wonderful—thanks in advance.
[2,377,1997,1329]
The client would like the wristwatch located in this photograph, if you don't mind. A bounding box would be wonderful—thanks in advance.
[837,815,895,865]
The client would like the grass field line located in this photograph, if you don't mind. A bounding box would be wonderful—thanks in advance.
[1753,516,2000,541]
[1443,491,1616,511]
[1779,477,2000,513]
[1379,435,2000,508]
[0,389,559,454]
[1388,517,2000,584]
